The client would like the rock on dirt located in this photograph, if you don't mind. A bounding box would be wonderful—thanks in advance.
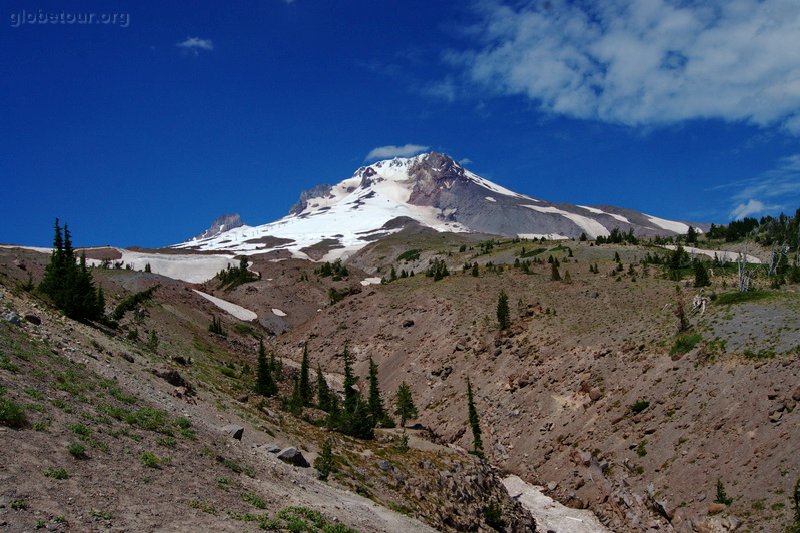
[221,425,244,440]
[277,447,310,467]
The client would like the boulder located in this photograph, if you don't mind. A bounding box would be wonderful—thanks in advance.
[277,447,310,467]
[402,319,415,328]
[589,387,603,402]
[377,459,392,472]
[2,310,20,325]
[707,503,727,515]
[152,368,192,391]
[24,314,41,325]
[221,425,244,440]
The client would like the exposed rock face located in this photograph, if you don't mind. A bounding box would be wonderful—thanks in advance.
[193,214,244,241]
[277,447,310,467]
[288,184,335,215]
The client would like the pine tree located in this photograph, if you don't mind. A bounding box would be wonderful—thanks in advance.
[466,378,484,457]
[389,265,397,282]
[314,438,334,481]
[367,357,392,427]
[332,344,374,439]
[298,343,312,406]
[693,261,711,287]
[144,263,151,273]
[550,263,561,281]
[394,382,417,428]
[39,220,102,322]
[255,339,277,397]
[316,364,332,412]
[472,262,479,277]
[496,289,510,330]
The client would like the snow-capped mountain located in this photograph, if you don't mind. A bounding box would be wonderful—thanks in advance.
[174,152,701,261]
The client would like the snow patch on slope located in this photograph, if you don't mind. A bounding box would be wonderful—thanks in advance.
[662,245,762,264]
[577,205,630,224]
[645,214,695,234]
[193,290,258,321]
[523,205,611,238]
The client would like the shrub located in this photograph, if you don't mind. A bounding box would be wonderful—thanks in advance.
[314,439,334,481]
[241,492,267,509]
[630,400,650,415]
[139,450,164,468]
[0,397,27,428]
[68,442,87,459]
[44,467,69,480]
[670,334,702,356]
[484,501,506,531]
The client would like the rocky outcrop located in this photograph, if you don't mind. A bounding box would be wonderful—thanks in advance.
[288,184,335,215]
[192,213,244,241]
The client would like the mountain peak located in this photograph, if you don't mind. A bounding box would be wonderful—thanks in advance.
[176,155,703,261]
[192,213,245,242]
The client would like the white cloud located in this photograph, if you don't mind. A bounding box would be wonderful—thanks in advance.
[459,158,473,165]
[711,152,800,219]
[177,37,214,55]
[730,199,780,219]
[365,144,429,161]
[451,0,800,133]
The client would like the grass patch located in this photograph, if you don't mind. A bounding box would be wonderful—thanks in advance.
[241,492,268,509]
[11,499,27,510]
[670,334,702,355]
[189,499,217,515]
[139,450,168,468]
[158,436,177,448]
[715,290,775,306]
[69,423,92,437]
[44,467,69,480]
[90,509,113,520]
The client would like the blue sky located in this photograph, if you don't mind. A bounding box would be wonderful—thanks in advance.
[2,0,799,247]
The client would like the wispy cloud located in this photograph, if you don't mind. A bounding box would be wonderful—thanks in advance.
[710,153,800,219]
[448,1,800,133]
[730,199,781,220]
[365,144,429,161]
[177,36,214,55]
[459,157,473,165]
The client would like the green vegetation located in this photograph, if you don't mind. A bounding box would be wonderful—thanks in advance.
[0,394,27,428]
[426,258,449,281]
[329,344,374,439]
[44,467,69,480]
[68,442,87,459]
[715,290,774,306]
[496,289,510,330]
[466,378,483,457]
[315,259,349,279]
[11,499,27,510]
[715,479,733,505]
[630,400,650,415]
[394,382,417,428]
[255,339,277,397]
[273,506,360,533]
[314,438,334,481]
[670,334,702,356]
[140,450,167,468]
[396,249,421,262]
[216,256,258,289]
[112,285,158,321]
[208,315,226,336]
[241,491,268,509]
[367,357,392,427]
[483,501,506,531]
[39,219,105,321]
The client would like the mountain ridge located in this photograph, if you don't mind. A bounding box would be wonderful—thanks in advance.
[176,152,705,261]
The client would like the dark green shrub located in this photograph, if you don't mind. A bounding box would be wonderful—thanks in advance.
[630,400,650,414]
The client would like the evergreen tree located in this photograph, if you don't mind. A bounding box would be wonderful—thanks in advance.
[255,339,277,397]
[389,265,397,282]
[693,261,711,288]
[367,357,392,427]
[314,438,334,481]
[298,343,312,406]
[686,226,698,244]
[144,263,151,273]
[316,364,332,412]
[550,263,561,281]
[472,262,480,277]
[333,344,374,439]
[39,220,102,322]
[466,378,484,457]
[496,289,510,330]
[394,382,417,428]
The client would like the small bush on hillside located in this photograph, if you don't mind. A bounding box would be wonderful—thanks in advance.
[630,400,650,415]
[670,334,702,356]
[0,397,27,428]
